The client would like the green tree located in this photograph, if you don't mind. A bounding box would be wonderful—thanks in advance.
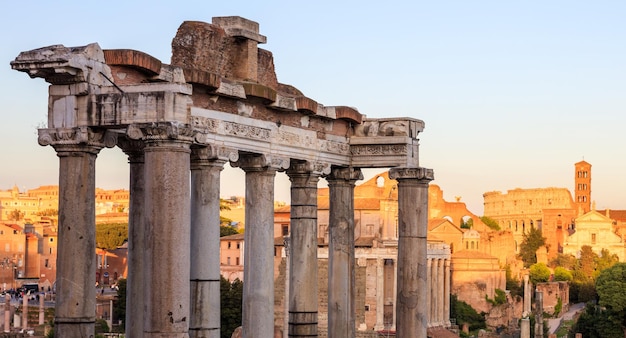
[220,225,239,237]
[113,278,127,329]
[95,223,128,249]
[549,253,577,270]
[518,225,546,268]
[7,209,24,221]
[460,217,473,229]
[529,263,551,284]
[486,288,507,306]
[36,208,57,216]
[450,294,486,332]
[505,265,523,298]
[571,302,624,338]
[596,262,626,331]
[594,248,619,278]
[221,276,243,338]
[480,216,501,231]
[578,245,597,279]
[553,267,572,282]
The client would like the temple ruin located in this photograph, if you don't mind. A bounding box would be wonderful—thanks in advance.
[11,17,433,338]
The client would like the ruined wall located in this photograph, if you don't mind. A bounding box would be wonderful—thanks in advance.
[536,282,569,316]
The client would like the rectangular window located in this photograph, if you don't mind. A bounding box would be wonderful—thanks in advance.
[236,257,240,265]
[591,233,596,244]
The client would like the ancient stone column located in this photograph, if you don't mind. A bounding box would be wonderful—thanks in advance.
[286,161,324,337]
[140,125,193,338]
[234,154,286,338]
[437,259,445,326]
[39,294,44,325]
[38,127,115,338]
[375,258,385,331]
[444,259,451,326]
[535,291,544,338]
[118,137,146,338]
[4,293,9,332]
[22,293,27,330]
[520,318,530,338]
[426,259,432,325]
[431,259,438,326]
[189,146,235,338]
[389,167,434,338]
[523,274,531,317]
[326,166,362,338]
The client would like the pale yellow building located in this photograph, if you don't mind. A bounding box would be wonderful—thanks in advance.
[563,209,626,261]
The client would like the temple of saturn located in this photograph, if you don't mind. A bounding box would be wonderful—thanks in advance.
[11,17,434,338]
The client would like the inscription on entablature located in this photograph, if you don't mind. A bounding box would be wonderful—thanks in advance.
[350,144,408,156]
[319,139,350,155]
[223,121,270,139]
[277,130,315,149]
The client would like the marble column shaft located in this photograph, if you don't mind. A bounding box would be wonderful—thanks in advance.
[437,259,445,325]
[119,139,145,338]
[444,260,451,326]
[523,274,531,317]
[143,139,191,338]
[190,150,225,338]
[389,167,434,338]
[54,143,103,338]
[286,164,320,337]
[239,156,277,338]
[326,167,362,338]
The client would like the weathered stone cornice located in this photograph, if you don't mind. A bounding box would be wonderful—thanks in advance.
[11,43,112,86]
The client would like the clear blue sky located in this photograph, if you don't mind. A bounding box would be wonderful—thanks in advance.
[1,1,625,214]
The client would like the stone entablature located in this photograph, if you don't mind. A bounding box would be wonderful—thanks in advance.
[11,18,422,170]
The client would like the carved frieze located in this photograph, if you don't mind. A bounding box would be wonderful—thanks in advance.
[223,121,271,140]
[350,144,408,156]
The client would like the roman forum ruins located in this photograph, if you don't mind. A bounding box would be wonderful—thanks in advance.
[11,17,433,337]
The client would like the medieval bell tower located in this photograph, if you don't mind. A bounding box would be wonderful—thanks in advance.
[574,160,591,214]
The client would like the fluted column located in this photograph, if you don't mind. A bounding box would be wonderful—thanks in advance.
[138,124,194,338]
[437,259,445,326]
[374,259,385,330]
[286,161,325,337]
[39,127,116,338]
[523,274,531,317]
[234,154,288,338]
[426,259,432,326]
[118,137,145,338]
[326,166,362,338]
[190,146,237,338]
[444,259,451,327]
[428,258,439,326]
[389,167,434,338]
